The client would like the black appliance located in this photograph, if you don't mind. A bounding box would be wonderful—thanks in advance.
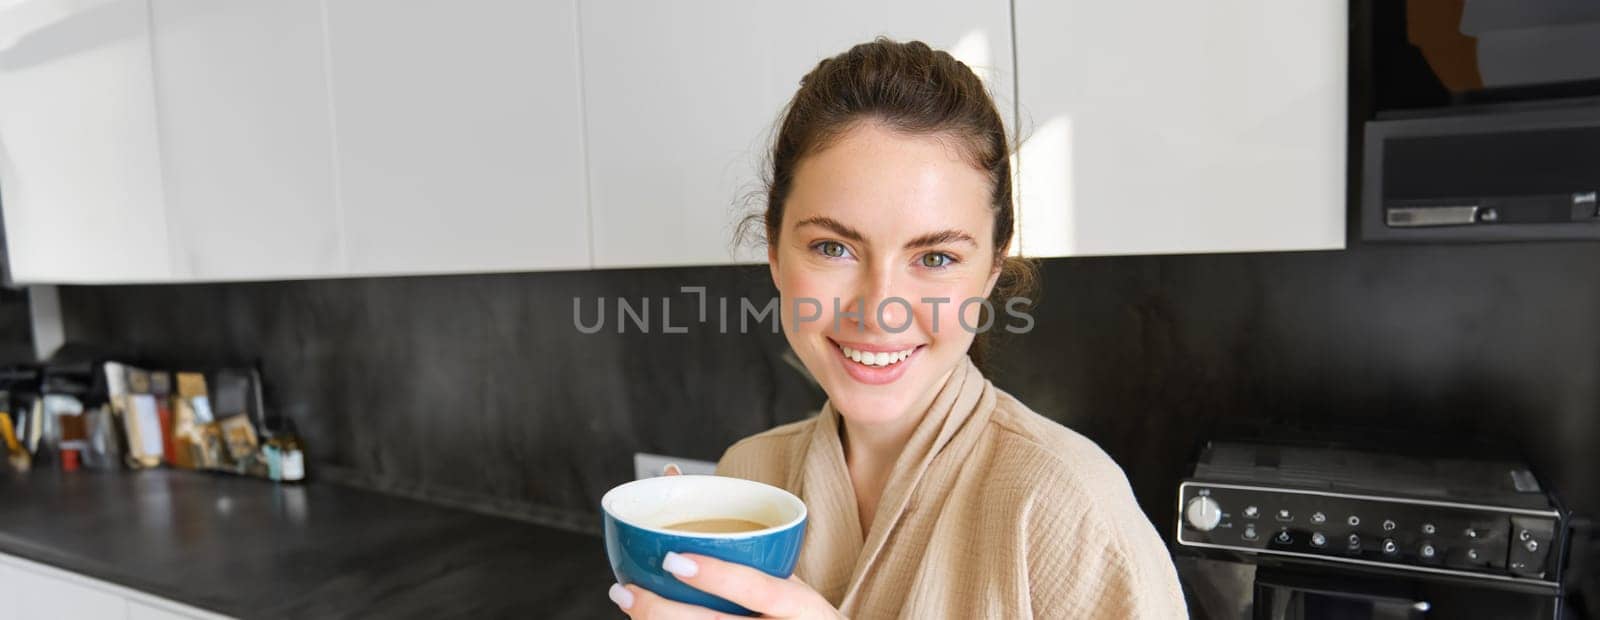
[1358,0,1600,243]
[1174,441,1571,619]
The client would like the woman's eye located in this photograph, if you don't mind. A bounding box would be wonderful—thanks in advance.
[920,252,954,268]
[814,241,848,258]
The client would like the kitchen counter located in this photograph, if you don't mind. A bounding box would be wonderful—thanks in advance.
[0,469,619,618]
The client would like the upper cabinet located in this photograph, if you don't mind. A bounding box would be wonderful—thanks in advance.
[1,0,589,283]
[325,0,590,276]
[1013,0,1347,257]
[0,0,173,284]
[151,0,341,280]
[0,0,1350,283]
[579,0,1015,268]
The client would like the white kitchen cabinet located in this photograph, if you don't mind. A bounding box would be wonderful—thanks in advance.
[0,552,227,619]
[324,0,590,275]
[128,600,198,620]
[3,0,1352,283]
[580,1,1015,268]
[0,558,16,610]
[0,0,174,284]
[1013,0,1347,257]
[150,0,341,281]
[0,554,127,618]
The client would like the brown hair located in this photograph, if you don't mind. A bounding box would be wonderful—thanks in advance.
[742,37,1036,368]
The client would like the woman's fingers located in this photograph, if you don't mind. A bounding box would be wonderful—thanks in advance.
[612,583,725,620]
[662,463,682,476]
[662,552,809,617]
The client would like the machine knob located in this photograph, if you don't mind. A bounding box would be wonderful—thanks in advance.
[1185,496,1224,532]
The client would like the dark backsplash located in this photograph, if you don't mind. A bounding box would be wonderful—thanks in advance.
[58,267,819,531]
[56,243,1600,541]
[0,286,35,365]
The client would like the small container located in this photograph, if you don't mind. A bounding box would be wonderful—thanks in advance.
[60,449,80,472]
[262,431,304,482]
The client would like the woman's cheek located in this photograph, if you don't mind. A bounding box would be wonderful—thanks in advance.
[778,267,840,335]
[923,283,986,344]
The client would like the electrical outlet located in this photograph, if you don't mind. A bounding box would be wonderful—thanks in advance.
[633,452,716,480]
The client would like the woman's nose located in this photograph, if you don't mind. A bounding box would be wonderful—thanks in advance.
[847,264,907,333]
[873,288,910,332]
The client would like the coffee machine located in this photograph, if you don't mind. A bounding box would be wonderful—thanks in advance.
[1174,441,1579,619]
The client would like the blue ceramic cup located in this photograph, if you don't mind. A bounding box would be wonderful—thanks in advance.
[602,474,807,616]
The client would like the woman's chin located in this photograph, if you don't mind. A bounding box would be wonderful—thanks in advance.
[820,375,926,423]
[810,345,964,427]
[830,394,918,427]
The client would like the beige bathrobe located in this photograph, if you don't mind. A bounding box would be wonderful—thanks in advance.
[716,359,1187,619]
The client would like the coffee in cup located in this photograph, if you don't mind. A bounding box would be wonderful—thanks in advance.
[602,475,807,616]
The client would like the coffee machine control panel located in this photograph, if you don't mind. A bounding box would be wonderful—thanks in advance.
[1176,482,1560,586]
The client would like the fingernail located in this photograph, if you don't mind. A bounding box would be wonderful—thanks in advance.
[609,583,634,609]
[662,551,699,578]
[663,463,681,475]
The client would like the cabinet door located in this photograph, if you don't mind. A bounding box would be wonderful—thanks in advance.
[150,0,341,280]
[325,0,590,275]
[128,600,197,620]
[0,560,126,618]
[580,1,1015,268]
[1014,0,1346,257]
[0,559,15,609]
[0,0,173,284]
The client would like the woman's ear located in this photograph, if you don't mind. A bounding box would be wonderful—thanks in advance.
[983,249,1006,298]
[768,244,781,293]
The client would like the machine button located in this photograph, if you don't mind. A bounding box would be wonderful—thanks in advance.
[1274,531,1293,545]
[1276,508,1293,522]
[1382,519,1397,532]
[1242,524,1259,541]
[1310,532,1327,547]
[1525,539,1539,552]
[1467,549,1480,561]
[1310,512,1327,524]
[1420,542,1437,559]
[1382,539,1398,555]
[1184,496,1224,532]
[1243,505,1259,519]
[1348,515,1361,527]
[1347,534,1361,550]
[1519,529,1532,541]
[1421,523,1436,535]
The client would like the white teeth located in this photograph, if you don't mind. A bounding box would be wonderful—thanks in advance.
[838,344,917,368]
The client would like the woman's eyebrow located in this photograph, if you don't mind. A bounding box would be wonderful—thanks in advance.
[904,229,976,250]
[793,216,865,243]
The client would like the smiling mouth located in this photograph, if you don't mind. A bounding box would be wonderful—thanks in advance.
[835,342,919,368]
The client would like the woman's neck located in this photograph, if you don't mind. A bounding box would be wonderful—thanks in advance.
[837,365,958,532]
[838,364,957,459]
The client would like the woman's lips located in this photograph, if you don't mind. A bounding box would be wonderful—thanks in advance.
[830,339,922,385]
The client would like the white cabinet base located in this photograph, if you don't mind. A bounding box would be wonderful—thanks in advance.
[0,552,230,620]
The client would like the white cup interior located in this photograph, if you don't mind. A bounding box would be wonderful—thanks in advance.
[602,475,806,538]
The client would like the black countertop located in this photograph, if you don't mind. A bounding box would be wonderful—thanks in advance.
[0,469,619,618]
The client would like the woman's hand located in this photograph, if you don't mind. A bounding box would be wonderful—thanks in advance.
[608,552,844,619]
[612,465,841,618]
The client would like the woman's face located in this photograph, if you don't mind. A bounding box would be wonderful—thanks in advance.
[770,122,1000,426]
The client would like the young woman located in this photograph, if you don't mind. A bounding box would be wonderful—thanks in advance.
[609,39,1186,619]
